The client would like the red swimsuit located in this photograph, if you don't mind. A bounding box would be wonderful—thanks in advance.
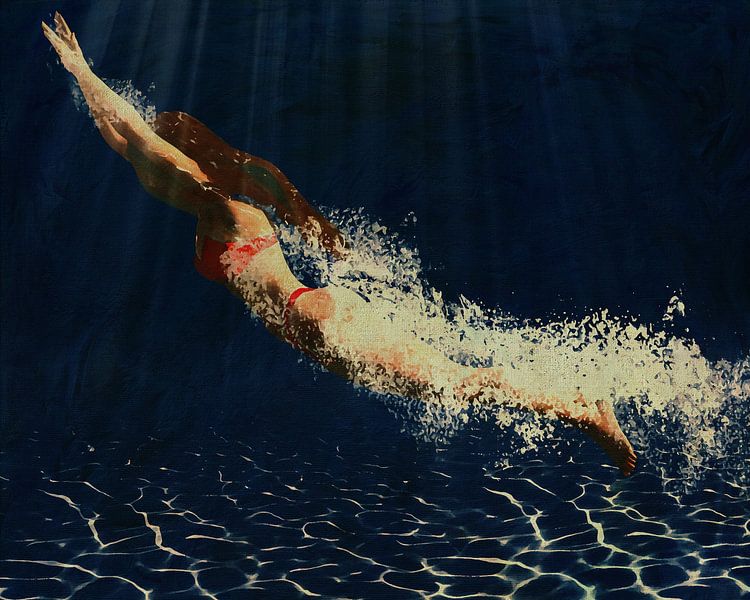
[194,235,278,282]
[194,235,316,347]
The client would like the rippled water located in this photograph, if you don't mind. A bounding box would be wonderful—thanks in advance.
[2,423,749,600]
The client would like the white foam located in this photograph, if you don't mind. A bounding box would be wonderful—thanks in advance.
[276,209,749,489]
[66,76,748,488]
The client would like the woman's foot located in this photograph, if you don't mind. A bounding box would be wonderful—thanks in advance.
[578,399,637,476]
[458,370,637,476]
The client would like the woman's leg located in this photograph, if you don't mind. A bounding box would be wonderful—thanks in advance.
[290,286,637,475]
[458,368,637,476]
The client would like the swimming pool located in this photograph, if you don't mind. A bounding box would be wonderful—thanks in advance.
[2,415,749,598]
[2,1,749,598]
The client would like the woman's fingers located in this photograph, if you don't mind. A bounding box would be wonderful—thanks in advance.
[41,21,58,44]
[54,12,68,31]
[41,21,53,43]
[54,12,72,41]
[53,12,81,54]
[41,21,65,58]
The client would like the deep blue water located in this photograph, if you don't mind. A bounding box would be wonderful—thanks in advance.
[2,1,750,598]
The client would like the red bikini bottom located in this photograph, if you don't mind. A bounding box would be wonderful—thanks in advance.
[194,235,317,348]
[194,235,278,283]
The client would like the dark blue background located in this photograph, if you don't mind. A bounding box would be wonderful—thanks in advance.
[2,4,750,599]
[2,0,749,454]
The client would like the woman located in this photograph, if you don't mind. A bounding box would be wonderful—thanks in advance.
[43,14,637,476]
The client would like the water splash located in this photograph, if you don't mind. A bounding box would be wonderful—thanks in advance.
[277,209,750,490]
[67,75,748,489]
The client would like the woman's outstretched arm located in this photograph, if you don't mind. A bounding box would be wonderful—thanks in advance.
[42,13,221,215]
[43,13,345,254]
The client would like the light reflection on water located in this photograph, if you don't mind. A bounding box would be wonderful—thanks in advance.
[2,425,748,600]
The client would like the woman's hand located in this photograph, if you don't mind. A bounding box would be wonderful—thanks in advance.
[42,13,88,77]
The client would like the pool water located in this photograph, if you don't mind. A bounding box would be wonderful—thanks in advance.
[2,1,750,598]
[2,419,749,599]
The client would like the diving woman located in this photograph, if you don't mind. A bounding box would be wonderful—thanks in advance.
[42,13,637,476]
